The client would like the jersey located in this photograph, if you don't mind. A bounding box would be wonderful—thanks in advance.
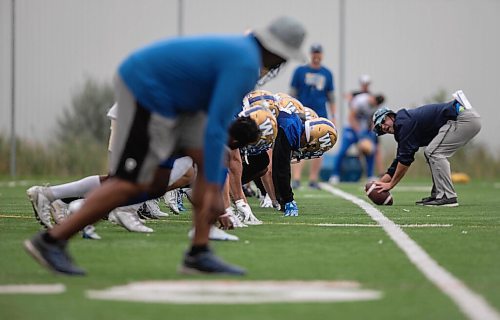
[290,65,334,118]
[118,34,261,184]
[276,110,304,151]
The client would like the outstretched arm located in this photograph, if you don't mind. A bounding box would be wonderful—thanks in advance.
[375,161,409,192]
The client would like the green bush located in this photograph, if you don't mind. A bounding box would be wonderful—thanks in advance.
[1,78,111,178]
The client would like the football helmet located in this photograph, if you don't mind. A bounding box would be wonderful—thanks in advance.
[302,117,338,154]
[274,92,292,102]
[278,96,305,115]
[303,107,319,121]
[242,89,279,118]
[238,105,278,155]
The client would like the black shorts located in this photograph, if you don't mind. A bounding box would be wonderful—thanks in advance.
[241,152,269,184]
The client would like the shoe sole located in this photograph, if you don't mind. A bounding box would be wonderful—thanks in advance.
[423,203,459,207]
[26,190,52,229]
[177,265,245,276]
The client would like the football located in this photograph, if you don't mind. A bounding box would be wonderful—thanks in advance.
[365,181,393,205]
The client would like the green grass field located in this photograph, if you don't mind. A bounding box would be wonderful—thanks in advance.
[1,179,499,320]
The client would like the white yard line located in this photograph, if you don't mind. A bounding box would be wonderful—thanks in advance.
[87,280,381,304]
[316,223,452,228]
[320,182,500,320]
[0,284,65,294]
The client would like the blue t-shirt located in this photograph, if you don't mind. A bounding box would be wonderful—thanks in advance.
[118,34,261,185]
[394,101,458,165]
[290,65,334,118]
[277,110,304,150]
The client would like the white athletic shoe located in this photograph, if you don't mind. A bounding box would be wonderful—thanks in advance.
[26,186,54,229]
[145,199,169,218]
[50,199,69,224]
[188,225,239,241]
[222,207,247,228]
[164,190,180,215]
[82,225,101,240]
[329,175,340,185]
[110,209,153,233]
[260,194,273,208]
[235,199,263,225]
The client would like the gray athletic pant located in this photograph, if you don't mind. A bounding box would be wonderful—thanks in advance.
[424,109,481,199]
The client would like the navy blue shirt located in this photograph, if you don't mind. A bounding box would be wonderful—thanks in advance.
[394,101,458,165]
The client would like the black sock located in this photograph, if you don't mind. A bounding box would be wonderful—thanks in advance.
[188,244,209,257]
[42,232,58,244]
[61,197,81,204]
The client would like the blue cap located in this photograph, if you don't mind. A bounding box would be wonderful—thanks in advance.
[310,43,323,53]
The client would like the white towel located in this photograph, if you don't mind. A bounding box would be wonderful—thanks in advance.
[452,90,472,110]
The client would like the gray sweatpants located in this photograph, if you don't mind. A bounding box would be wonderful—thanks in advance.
[424,109,481,199]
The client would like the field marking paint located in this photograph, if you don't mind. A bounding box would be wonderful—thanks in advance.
[87,280,381,304]
[320,182,500,320]
[316,223,452,228]
[0,214,33,219]
[0,284,65,294]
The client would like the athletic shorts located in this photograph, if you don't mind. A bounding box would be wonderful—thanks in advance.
[241,152,270,184]
[109,74,205,184]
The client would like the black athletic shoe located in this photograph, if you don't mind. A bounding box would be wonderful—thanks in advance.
[23,232,86,276]
[422,196,459,207]
[179,250,246,276]
[415,196,435,205]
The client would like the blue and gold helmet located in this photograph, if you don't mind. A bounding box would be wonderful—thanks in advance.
[301,117,338,154]
[238,105,277,155]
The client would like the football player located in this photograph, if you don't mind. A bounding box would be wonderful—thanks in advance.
[329,93,385,184]
[224,104,279,226]
[273,104,337,216]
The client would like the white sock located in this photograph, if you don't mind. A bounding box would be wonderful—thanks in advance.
[49,175,101,199]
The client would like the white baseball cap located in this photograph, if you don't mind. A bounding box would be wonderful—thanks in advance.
[359,74,371,84]
[253,16,307,62]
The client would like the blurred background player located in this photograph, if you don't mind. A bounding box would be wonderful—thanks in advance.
[329,92,384,184]
[347,74,371,100]
[24,16,307,276]
[289,43,335,189]
[373,90,481,207]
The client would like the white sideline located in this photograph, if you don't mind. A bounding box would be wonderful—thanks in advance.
[319,182,500,320]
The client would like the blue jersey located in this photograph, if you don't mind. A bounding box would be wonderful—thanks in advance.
[118,35,261,184]
[277,110,304,150]
[290,65,334,118]
[395,101,458,165]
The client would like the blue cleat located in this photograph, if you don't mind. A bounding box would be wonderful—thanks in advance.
[23,232,86,276]
[179,250,246,276]
[177,189,186,212]
[284,200,299,217]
